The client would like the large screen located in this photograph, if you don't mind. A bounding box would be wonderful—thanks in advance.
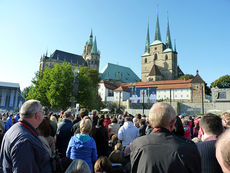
[130,87,157,104]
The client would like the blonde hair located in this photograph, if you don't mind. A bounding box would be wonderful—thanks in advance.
[149,102,176,128]
[80,119,92,134]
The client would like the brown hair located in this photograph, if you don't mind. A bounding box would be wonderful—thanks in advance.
[109,150,122,163]
[37,116,50,137]
[94,156,112,173]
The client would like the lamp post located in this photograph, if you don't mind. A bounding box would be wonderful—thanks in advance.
[142,90,145,114]
[201,85,204,115]
[71,69,79,108]
[118,91,121,111]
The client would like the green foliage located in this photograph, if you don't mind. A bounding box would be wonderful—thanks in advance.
[178,74,194,80]
[22,86,31,99]
[76,66,101,110]
[211,75,230,88]
[27,63,74,109]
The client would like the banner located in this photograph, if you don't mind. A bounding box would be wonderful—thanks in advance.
[130,87,157,104]
[9,90,15,107]
[1,90,6,107]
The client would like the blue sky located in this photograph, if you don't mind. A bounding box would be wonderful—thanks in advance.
[0,0,229,90]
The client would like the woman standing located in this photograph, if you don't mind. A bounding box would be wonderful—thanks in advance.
[66,119,97,172]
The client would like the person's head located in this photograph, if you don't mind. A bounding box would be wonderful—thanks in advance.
[97,118,104,127]
[200,113,223,140]
[20,99,44,128]
[80,108,88,119]
[43,106,49,116]
[65,159,91,173]
[92,110,97,117]
[125,116,132,122]
[64,110,73,119]
[148,102,176,131]
[109,150,122,163]
[94,156,112,173]
[133,117,139,127]
[139,119,146,126]
[216,129,230,173]
[37,117,50,137]
[111,117,117,124]
[80,119,92,134]
[221,112,230,128]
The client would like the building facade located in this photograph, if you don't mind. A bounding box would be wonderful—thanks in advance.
[0,82,25,112]
[40,30,100,72]
[141,11,183,82]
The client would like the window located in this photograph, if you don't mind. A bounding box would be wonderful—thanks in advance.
[145,58,147,63]
[154,54,157,60]
[155,47,157,50]
[165,54,168,60]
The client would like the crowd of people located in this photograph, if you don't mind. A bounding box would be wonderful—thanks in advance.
[0,100,230,173]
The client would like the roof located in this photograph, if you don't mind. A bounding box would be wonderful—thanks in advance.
[0,81,20,88]
[191,74,205,83]
[149,65,162,76]
[100,80,118,90]
[114,86,130,92]
[163,48,173,53]
[50,50,87,66]
[100,63,141,83]
[150,40,163,46]
[121,79,192,90]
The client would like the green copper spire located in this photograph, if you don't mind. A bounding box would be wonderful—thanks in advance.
[166,15,172,49]
[89,29,93,45]
[154,8,161,41]
[144,21,150,54]
[91,36,98,54]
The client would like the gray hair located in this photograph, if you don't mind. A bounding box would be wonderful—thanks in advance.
[149,102,176,128]
[20,100,42,118]
[65,159,91,173]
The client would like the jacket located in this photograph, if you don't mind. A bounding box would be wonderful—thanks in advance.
[66,133,97,171]
[56,118,73,155]
[118,121,139,146]
[0,119,52,173]
[130,128,201,173]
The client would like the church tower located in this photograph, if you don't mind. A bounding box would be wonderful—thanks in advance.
[141,10,180,82]
[83,30,100,71]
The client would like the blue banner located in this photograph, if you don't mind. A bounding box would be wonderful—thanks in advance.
[1,90,6,107]
[9,90,15,107]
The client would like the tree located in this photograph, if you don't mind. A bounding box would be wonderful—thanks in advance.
[178,74,194,80]
[22,86,31,99]
[27,63,74,109]
[211,75,230,88]
[76,66,101,110]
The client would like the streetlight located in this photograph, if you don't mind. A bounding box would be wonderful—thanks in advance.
[71,69,79,108]
[142,90,145,114]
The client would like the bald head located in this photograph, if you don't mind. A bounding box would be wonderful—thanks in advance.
[149,102,176,130]
[216,129,230,173]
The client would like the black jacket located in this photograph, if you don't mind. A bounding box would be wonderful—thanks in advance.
[130,128,201,173]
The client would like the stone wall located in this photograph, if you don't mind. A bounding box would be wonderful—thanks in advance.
[125,102,230,116]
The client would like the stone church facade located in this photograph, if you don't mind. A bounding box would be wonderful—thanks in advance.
[141,12,183,82]
[40,30,100,72]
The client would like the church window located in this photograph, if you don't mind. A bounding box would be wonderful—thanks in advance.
[165,55,168,60]
[154,54,157,60]
[145,58,147,63]
[155,47,157,50]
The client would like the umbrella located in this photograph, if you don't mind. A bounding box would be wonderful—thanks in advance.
[101,108,110,112]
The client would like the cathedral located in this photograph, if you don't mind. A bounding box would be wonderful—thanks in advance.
[39,30,100,72]
[141,11,183,82]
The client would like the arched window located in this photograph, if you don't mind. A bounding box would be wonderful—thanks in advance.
[145,58,147,63]
[154,54,157,60]
[165,54,168,60]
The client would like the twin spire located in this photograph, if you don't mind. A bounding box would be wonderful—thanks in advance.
[144,9,174,54]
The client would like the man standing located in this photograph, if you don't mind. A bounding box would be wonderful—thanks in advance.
[0,99,52,173]
[56,109,73,157]
[130,102,201,173]
[118,116,139,147]
[196,114,223,173]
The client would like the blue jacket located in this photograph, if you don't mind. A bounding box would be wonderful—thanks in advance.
[66,134,97,171]
[0,119,52,173]
[5,116,13,131]
[56,118,73,155]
